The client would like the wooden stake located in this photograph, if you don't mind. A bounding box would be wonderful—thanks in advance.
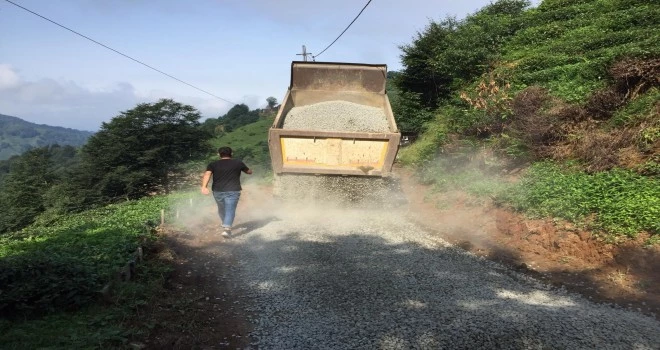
[160,209,165,226]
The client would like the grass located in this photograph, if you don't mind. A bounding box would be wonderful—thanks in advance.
[398,120,448,166]
[420,166,512,198]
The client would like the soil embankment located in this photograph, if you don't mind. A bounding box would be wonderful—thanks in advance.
[399,170,660,317]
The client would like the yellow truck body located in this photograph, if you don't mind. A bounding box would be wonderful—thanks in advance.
[268,61,401,177]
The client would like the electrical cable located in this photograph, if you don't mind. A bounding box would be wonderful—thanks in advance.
[2,0,237,105]
[313,0,373,59]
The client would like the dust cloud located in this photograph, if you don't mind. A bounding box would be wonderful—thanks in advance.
[403,149,519,247]
[236,174,410,232]
[168,151,511,242]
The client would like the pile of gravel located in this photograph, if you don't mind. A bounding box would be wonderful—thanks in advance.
[282,100,390,133]
[227,207,660,349]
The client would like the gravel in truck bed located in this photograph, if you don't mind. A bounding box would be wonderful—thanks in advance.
[282,100,390,133]
[227,206,660,350]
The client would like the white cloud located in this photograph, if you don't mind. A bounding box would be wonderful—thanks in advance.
[0,64,20,88]
[0,64,241,130]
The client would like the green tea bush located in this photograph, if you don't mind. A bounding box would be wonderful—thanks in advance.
[501,0,660,102]
[0,195,169,317]
[501,162,659,238]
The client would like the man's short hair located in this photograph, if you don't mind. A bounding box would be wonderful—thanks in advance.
[218,146,232,157]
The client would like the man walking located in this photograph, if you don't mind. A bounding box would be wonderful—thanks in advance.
[201,146,252,238]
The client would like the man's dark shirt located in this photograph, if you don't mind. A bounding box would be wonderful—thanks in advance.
[206,158,249,192]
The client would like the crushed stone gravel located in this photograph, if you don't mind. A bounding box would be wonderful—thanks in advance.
[224,206,660,349]
[282,100,390,133]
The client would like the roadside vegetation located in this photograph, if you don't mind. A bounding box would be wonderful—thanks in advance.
[1,0,658,347]
[392,0,659,243]
[0,196,170,348]
[0,96,275,348]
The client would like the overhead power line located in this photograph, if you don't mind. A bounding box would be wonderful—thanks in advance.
[3,0,236,105]
[313,0,373,59]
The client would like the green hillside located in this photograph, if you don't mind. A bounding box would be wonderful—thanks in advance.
[394,0,659,242]
[501,0,659,102]
[210,116,272,150]
[207,116,273,172]
[0,114,93,160]
[0,195,171,348]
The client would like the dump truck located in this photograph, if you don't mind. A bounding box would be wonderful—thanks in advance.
[268,61,401,177]
[268,61,403,203]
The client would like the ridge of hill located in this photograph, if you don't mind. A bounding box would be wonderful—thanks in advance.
[0,114,94,160]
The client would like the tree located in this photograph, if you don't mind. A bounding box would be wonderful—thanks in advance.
[266,96,278,109]
[201,117,224,137]
[219,104,259,132]
[0,148,54,232]
[397,0,529,109]
[80,99,210,200]
[387,71,433,133]
[223,104,250,120]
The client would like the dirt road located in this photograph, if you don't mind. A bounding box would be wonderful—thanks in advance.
[139,181,660,349]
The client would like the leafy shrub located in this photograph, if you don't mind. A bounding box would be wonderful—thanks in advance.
[398,121,448,166]
[637,154,660,176]
[501,162,659,238]
[0,196,168,317]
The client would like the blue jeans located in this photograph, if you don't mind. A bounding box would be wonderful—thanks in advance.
[212,191,241,229]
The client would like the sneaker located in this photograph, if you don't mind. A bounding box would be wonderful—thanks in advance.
[221,228,232,238]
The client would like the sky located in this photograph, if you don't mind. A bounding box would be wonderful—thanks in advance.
[0,0,540,131]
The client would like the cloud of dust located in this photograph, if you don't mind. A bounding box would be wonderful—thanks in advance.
[405,148,519,246]
[167,192,220,232]
[168,152,512,242]
[236,174,412,233]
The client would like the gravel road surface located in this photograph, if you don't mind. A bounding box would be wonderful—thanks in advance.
[222,205,660,349]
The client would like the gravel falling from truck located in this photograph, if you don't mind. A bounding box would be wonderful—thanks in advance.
[273,174,406,208]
